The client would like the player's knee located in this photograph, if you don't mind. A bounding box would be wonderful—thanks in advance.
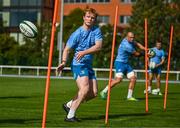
[114,77,122,84]
[149,77,153,81]
[156,77,161,82]
[130,77,136,83]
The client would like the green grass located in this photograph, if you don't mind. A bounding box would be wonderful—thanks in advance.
[0,77,180,127]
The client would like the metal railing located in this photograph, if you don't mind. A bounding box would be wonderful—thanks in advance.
[0,65,179,83]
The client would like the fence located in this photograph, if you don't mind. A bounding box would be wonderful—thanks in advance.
[0,65,179,83]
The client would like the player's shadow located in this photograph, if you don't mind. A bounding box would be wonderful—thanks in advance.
[0,96,36,99]
[81,112,151,121]
[0,118,41,124]
[137,97,163,100]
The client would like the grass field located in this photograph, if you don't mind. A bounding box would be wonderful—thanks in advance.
[0,77,180,127]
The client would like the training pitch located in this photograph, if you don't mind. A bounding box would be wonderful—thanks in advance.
[0,77,180,127]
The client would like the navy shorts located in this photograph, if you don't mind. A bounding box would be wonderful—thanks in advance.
[114,61,133,74]
[149,67,162,74]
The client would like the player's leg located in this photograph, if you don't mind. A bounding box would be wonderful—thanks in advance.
[65,76,89,121]
[147,72,154,93]
[100,61,124,99]
[84,66,98,101]
[144,69,154,94]
[84,78,98,101]
[151,68,162,95]
[126,71,138,101]
[154,73,162,95]
[64,65,90,122]
[100,76,123,99]
[155,74,161,89]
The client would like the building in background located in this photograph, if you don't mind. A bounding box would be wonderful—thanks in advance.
[0,0,135,43]
[0,0,54,44]
[59,0,135,27]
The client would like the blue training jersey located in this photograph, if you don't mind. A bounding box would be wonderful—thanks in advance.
[115,38,136,63]
[150,47,165,64]
[66,26,102,66]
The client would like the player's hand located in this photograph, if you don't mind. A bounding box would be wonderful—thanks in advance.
[76,51,85,61]
[155,64,160,68]
[56,63,65,76]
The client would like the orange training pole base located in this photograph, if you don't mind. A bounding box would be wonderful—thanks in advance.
[164,26,174,110]
[42,0,59,128]
[105,5,118,125]
[144,18,149,112]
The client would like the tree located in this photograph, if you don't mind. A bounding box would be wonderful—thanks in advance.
[0,34,19,65]
[19,22,59,66]
[93,24,121,68]
[128,0,180,69]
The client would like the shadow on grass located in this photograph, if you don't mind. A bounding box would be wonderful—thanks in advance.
[81,112,151,121]
[138,96,177,100]
[0,96,37,99]
[0,118,41,124]
[167,92,180,95]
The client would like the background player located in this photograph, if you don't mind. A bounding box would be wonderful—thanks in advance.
[100,32,145,101]
[144,40,165,95]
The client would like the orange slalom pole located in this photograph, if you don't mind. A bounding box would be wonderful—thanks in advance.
[144,18,149,112]
[105,5,118,125]
[42,0,59,128]
[164,26,174,110]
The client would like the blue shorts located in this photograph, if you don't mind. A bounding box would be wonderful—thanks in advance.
[114,61,133,75]
[149,67,162,74]
[71,65,96,80]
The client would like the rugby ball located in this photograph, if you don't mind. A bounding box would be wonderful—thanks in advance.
[149,61,156,69]
[19,20,38,38]
[148,49,156,58]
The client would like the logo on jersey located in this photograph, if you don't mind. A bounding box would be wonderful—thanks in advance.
[80,70,85,75]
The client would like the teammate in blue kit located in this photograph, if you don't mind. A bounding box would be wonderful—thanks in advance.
[56,7,102,122]
[100,32,145,101]
[144,40,165,95]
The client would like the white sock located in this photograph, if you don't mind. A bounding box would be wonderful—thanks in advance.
[127,89,133,99]
[102,86,108,93]
[66,100,73,108]
[67,109,75,119]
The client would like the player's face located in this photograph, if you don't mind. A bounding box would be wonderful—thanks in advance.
[156,42,162,49]
[83,12,96,27]
[127,34,135,43]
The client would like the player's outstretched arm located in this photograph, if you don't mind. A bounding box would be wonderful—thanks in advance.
[135,42,146,51]
[56,46,71,76]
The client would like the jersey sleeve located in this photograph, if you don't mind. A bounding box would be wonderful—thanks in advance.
[161,50,165,59]
[66,31,79,49]
[95,28,103,42]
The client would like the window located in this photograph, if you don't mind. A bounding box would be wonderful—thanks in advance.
[3,0,10,6]
[121,0,136,3]
[10,10,38,27]
[11,0,41,6]
[2,12,10,27]
[97,16,109,24]
[120,15,131,24]
[0,0,3,6]
[64,0,110,3]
